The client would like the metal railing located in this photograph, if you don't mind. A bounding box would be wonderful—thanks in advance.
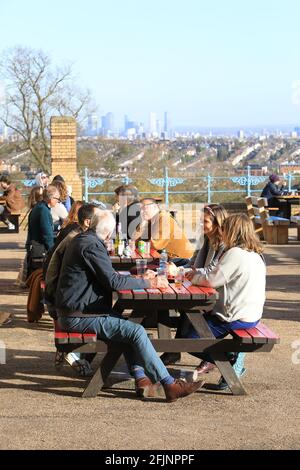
[11,166,300,207]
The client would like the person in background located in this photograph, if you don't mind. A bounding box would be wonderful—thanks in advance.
[43,201,84,275]
[55,209,204,402]
[49,180,68,234]
[28,186,43,210]
[133,197,194,259]
[34,172,49,190]
[26,185,60,276]
[0,174,25,230]
[261,174,287,217]
[52,175,74,208]
[161,204,228,367]
[186,213,266,390]
[113,184,141,239]
[51,179,73,212]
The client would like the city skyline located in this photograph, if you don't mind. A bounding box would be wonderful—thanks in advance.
[1,1,300,128]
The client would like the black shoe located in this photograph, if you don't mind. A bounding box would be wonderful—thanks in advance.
[160,352,181,366]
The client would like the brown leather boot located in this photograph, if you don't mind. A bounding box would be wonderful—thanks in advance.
[163,379,205,403]
[135,377,160,398]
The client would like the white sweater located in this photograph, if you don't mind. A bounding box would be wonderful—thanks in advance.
[192,247,266,323]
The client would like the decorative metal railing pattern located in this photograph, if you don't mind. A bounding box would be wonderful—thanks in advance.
[11,166,299,207]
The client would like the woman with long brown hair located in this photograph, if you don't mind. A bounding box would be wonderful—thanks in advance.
[187,213,266,389]
[161,204,228,367]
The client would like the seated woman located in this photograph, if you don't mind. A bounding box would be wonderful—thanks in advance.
[186,213,266,390]
[161,204,228,366]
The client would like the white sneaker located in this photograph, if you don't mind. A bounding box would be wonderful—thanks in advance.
[8,222,15,230]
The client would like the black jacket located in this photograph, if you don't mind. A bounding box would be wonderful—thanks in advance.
[261,182,284,200]
[55,230,149,316]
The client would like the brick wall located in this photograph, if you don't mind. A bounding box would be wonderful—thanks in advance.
[50,116,83,201]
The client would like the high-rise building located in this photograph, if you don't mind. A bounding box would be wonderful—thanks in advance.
[237,129,244,141]
[149,112,157,136]
[101,112,114,136]
[164,111,171,134]
[87,114,98,136]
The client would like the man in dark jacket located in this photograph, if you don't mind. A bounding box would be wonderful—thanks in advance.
[0,174,25,230]
[261,174,287,217]
[113,184,141,239]
[55,209,203,402]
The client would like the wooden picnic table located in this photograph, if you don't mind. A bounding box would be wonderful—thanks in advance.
[110,248,160,271]
[275,195,300,218]
[55,277,279,397]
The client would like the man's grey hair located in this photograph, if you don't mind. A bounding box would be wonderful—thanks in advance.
[90,209,115,239]
[43,185,60,202]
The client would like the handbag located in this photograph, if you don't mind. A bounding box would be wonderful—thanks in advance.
[28,241,47,272]
[30,240,47,259]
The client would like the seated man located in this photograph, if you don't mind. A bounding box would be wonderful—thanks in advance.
[260,174,288,218]
[133,198,194,259]
[55,209,203,402]
[113,184,141,239]
[0,174,25,230]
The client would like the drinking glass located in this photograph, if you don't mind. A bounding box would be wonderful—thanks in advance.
[136,259,147,276]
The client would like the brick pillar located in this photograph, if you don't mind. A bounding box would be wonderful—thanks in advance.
[50,116,82,201]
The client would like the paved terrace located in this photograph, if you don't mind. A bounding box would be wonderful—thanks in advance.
[0,231,300,450]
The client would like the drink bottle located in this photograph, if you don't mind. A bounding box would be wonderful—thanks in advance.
[159,249,168,277]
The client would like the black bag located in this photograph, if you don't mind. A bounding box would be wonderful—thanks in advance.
[28,241,47,273]
[30,240,47,259]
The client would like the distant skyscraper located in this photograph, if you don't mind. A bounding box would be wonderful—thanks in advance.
[237,129,244,140]
[87,114,98,135]
[164,112,170,132]
[101,112,114,136]
[149,112,157,136]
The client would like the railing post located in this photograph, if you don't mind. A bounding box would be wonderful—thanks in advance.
[164,166,169,208]
[207,174,211,203]
[84,167,89,202]
[247,165,251,197]
[288,172,292,192]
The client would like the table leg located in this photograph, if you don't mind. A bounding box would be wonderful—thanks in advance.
[82,348,122,398]
[185,311,247,395]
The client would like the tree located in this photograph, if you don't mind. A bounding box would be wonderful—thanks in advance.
[0,46,94,172]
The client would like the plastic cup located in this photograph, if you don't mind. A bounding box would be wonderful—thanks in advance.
[136,259,147,276]
[144,241,151,256]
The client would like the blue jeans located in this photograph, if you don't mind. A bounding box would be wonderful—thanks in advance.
[187,312,260,362]
[57,312,169,383]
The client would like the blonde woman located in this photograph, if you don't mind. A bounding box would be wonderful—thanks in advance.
[188,213,266,389]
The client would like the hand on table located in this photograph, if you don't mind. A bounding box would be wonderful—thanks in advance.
[167,262,178,277]
[148,275,169,289]
[185,267,196,281]
[143,269,156,280]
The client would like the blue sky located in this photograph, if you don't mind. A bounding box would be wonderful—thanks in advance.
[1,0,300,128]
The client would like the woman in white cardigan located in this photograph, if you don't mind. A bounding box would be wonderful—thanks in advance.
[188,213,266,389]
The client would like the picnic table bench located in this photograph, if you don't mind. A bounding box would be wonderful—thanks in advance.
[245,196,291,244]
[53,279,280,398]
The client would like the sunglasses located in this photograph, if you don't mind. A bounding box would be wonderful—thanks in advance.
[204,206,216,218]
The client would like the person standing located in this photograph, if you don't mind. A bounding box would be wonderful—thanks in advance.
[26,185,60,275]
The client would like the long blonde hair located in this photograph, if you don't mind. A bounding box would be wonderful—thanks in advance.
[204,204,228,250]
[222,213,263,254]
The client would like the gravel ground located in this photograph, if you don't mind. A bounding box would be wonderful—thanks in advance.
[0,231,300,450]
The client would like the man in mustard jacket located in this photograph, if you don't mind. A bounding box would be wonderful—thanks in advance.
[133,197,193,259]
